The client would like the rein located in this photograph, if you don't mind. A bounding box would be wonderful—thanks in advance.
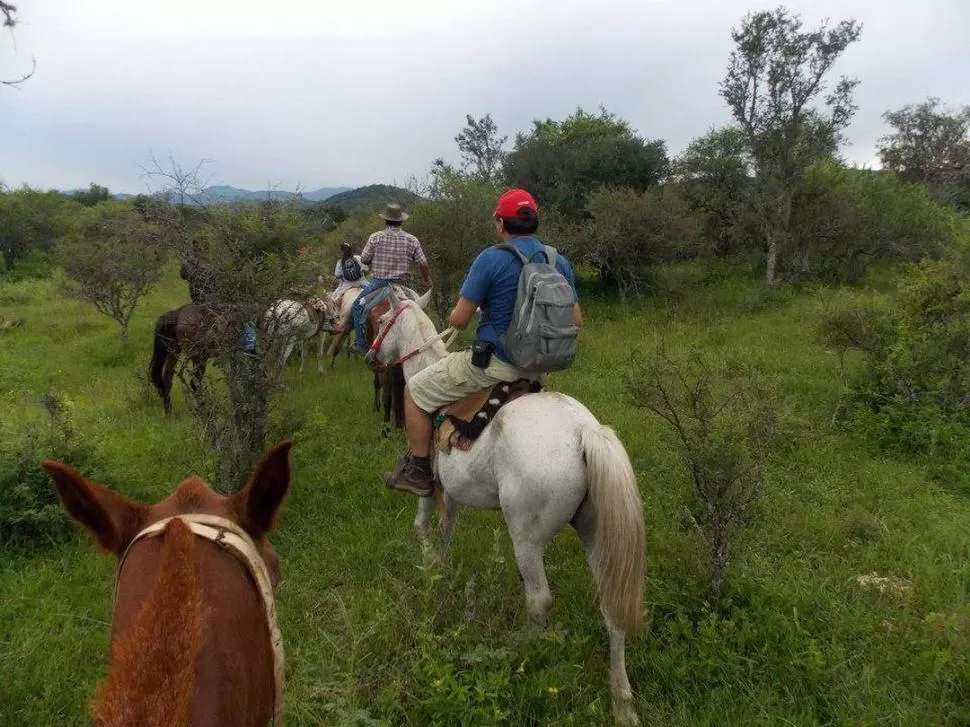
[368,302,458,370]
[117,514,285,726]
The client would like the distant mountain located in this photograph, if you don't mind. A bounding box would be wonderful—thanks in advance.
[325,184,422,212]
[196,185,352,204]
[68,184,419,207]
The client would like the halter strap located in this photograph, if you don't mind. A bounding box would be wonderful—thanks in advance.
[117,514,285,726]
[367,302,459,370]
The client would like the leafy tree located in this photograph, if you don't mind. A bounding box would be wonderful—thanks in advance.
[0,188,75,271]
[141,159,317,491]
[788,163,955,283]
[454,113,507,183]
[672,126,754,257]
[71,183,112,207]
[182,202,317,491]
[57,203,168,345]
[878,98,970,210]
[407,164,499,319]
[504,107,668,219]
[721,6,862,287]
[582,187,704,298]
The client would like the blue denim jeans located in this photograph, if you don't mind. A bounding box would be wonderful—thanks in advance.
[352,278,398,350]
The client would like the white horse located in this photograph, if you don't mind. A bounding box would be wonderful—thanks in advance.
[263,297,339,381]
[326,284,423,366]
[370,288,647,726]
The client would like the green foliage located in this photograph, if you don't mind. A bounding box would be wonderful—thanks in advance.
[56,202,168,344]
[878,97,970,210]
[407,167,500,319]
[627,347,777,598]
[788,163,956,283]
[672,126,757,258]
[721,7,862,286]
[579,186,704,298]
[181,202,318,491]
[0,393,96,549]
[453,113,507,183]
[0,187,78,272]
[824,237,970,488]
[2,265,970,725]
[71,183,112,207]
[504,108,668,219]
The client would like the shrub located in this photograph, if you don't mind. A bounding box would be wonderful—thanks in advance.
[627,346,777,599]
[821,235,970,489]
[0,393,97,549]
[788,163,956,284]
[584,186,704,298]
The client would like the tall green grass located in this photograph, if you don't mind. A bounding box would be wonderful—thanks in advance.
[1,263,967,725]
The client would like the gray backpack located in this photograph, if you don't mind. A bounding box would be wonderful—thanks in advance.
[495,243,579,372]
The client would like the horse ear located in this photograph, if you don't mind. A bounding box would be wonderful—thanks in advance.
[233,440,292,541]
[42,461,145,555]
[417,288,432,311]
[388,287,401,310]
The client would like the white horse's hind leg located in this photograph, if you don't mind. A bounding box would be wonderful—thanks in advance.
[572,501,640,727]
[299,340,307,375]
[509,537,553,627]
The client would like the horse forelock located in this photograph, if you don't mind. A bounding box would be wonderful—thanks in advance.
[169,476,226,513]
[94,518,205,726]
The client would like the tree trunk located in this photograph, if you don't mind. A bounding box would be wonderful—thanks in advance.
[119,321,130,347]
[764,236,779,288]
[763,190,793,289]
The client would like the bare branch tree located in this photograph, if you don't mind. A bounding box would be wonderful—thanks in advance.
[627,345,778,599]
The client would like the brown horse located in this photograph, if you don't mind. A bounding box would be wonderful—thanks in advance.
[43,441,292,727]
[149,304,226,415]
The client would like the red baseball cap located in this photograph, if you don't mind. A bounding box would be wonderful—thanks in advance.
[494,189,538,219]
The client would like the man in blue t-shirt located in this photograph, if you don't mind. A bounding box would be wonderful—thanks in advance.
[384,189,584,497]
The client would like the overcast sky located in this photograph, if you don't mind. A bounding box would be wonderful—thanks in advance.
[2,0,968,194]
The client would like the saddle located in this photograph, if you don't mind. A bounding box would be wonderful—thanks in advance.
[434,379,541,454]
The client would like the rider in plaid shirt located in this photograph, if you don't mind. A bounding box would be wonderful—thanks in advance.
[351,204,432,351]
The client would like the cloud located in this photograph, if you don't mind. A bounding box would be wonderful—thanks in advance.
[2,0,967,192]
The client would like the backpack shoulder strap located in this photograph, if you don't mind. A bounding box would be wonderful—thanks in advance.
[542,245,558,268]
[492,243,530,265]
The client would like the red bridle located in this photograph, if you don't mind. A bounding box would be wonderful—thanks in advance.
[367,302,458,370]
[367,303,419,370]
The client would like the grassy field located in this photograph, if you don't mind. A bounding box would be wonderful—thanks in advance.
[1,264,968,726]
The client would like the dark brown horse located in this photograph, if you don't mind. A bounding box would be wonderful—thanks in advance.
[149,304,223,415]
[43,441,292,727]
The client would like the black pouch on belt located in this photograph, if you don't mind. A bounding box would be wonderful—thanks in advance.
[470,340,494,369]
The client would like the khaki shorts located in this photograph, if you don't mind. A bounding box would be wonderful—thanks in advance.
[408,349,538,414]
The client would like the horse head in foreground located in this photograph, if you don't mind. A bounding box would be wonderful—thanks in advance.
[371,294,646,726]
[43,441,293,727]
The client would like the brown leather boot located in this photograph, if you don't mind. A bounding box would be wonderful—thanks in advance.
[383,456,434,497]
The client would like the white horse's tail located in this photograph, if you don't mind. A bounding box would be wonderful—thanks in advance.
[581,424,645,634]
